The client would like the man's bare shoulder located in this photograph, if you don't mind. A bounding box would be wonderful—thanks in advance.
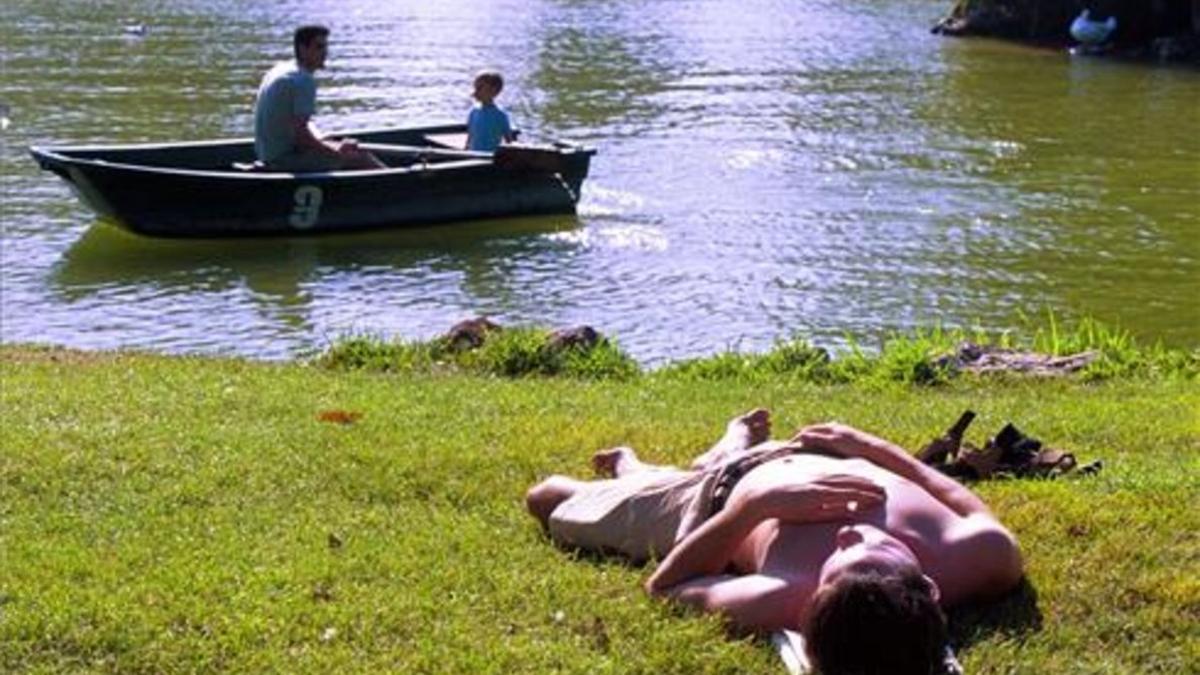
[937,512,1024,605]
[948,512,1020,553]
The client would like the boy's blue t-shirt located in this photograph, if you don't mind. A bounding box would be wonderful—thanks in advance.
[466,103,512,152]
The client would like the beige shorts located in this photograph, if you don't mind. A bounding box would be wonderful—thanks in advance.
[546,442,798,563]
[547,468,719,563]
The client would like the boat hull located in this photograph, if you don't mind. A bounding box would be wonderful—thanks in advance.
[29,125,594,238]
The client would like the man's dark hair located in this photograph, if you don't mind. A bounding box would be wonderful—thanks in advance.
[807,569,949,675]
[294,25,330,59]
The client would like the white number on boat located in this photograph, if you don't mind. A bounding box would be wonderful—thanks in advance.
[288,185,323,229]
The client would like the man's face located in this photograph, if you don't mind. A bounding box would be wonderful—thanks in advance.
[299,35,328,71]
[816,524,923,590]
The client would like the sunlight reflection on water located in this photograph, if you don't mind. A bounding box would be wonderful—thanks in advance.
[1,0,1197,362]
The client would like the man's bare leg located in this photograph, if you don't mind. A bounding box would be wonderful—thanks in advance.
[593,408,771,478]
[529,409,770,529]
[689,408,771,470]
[526,475,588,529]
[591,446,664,478]
[528,447,672,531]
[343,149,387,170]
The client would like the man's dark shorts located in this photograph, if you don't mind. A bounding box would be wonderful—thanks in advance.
[266,149,342,172]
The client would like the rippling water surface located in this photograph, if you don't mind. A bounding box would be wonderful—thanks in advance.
[2,0,1197,362]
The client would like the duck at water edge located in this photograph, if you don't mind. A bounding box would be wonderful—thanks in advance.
[1070,9,1117,46]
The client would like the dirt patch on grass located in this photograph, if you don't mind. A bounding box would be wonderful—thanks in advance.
[0,344,129,367]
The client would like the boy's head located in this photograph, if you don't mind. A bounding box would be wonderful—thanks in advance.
[472,71,505,104]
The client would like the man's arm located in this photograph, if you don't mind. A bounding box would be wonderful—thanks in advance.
[652,573,803,632]
[645,499,761,595]
[293,118,381,167]
[287,74,334,157]
[797,423,1024,599]
[939,515,1025,604]
[645,500,804,631]
[293,117,341,158]
[646,475,885,594]
[796,423,991,517]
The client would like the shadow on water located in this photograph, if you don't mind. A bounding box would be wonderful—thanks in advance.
[52,215,581,305]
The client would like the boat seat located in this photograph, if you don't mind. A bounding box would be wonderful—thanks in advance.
[232,161,266,172]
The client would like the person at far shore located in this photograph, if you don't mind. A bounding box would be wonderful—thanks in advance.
[465,70,515,152]
[253,25,384,171]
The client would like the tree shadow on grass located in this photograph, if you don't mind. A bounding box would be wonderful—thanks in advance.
[947,577,1043,648]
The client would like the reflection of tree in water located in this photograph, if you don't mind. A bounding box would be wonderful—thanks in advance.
[919,40,1200,240]
[530,23,678,133]
[906,43,1200,344]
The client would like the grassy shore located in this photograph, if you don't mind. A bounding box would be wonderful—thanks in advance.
[1,337,1197,673]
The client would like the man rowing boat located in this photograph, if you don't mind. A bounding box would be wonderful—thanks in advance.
[253,25,384,171]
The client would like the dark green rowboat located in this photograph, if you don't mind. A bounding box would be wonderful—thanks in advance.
[29,123,595,238]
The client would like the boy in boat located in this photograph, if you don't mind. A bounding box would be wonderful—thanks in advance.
[464,70,516,152]
[253,25,384,171]
[525,410,1024,675]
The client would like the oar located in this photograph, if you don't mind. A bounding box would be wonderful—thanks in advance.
[360,142,572,176]
[356,143,491,162]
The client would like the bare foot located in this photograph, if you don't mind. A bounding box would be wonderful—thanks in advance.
[690,408,772,470]
[592,446,643,478]
[736,408,771,447]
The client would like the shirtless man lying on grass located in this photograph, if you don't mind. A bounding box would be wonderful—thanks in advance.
[526,410,1024,675]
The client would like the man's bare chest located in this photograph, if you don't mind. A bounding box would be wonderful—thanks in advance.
[727,456,962,572]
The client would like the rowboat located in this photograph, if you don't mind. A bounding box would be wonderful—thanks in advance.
[29,123,596,237]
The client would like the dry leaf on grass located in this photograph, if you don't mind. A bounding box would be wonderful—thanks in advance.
[317,410,363,424]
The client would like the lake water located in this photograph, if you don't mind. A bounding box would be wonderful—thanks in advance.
[2,0,1197,363]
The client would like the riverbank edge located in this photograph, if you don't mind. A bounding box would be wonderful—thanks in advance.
[932,0,1200,66]
[2,343,1198,672]
[314,317,1199,384]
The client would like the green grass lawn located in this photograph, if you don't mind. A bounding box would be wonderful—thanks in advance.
[1,345,1197,673]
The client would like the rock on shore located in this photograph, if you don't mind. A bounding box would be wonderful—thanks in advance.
[933,0,1200,64]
